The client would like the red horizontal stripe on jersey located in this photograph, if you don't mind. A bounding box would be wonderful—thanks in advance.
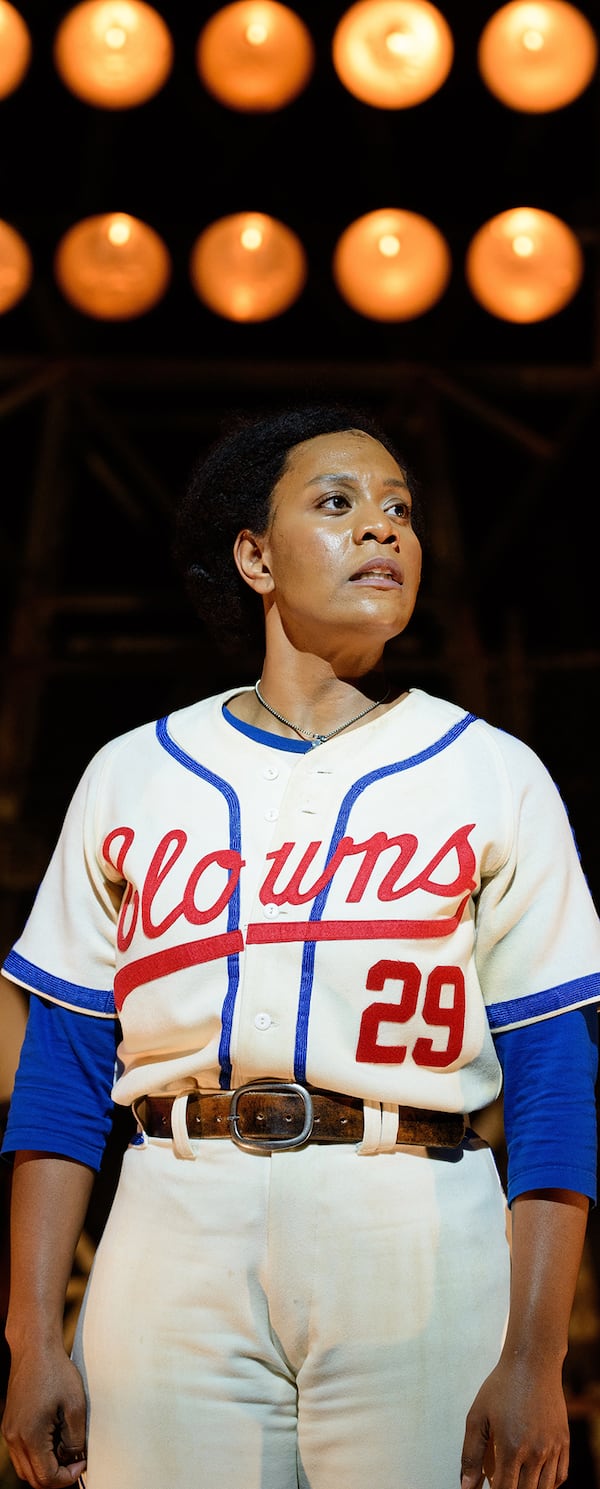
[114,931,244,1010]
[247,896,470,945]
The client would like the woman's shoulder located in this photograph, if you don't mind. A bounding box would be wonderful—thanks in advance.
[408,687,554,781]
[74,688,239,786]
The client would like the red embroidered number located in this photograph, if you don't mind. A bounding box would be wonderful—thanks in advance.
[356,959,465,1067]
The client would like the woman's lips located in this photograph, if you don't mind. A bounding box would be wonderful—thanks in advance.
[350,559,403,587]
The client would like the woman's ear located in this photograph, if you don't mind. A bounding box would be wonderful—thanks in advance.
[233,529,275,594]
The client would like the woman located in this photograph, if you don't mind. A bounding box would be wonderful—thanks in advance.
[2,403,599,1489]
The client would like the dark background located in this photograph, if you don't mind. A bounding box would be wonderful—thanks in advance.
[1,2,600,1481]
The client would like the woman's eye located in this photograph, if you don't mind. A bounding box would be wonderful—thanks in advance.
[320,492,349,510]
[386,500,411,519]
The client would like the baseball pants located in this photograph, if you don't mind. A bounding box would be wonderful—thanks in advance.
[73,1113,511,1489]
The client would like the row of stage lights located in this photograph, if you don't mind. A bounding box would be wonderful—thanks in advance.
[0,205,586,325]
[0,0,597,113]
[0,0,595,329]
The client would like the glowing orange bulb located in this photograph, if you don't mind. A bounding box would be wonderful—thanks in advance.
[332,0,454,108]
[0,2,31,99]
[465,207,584,322]
[53,1,174,109]
[54,213,171,319]
[197,2,314,111]
[333,208,451,319]
[0,220,32,313]
[190,213,307,321]
[478,1,598,111]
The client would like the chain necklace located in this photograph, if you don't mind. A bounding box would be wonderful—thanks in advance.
[254,679,390,747]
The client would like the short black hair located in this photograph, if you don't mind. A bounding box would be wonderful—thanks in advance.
[173,401,423,655]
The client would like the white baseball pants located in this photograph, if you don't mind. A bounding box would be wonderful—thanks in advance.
[73,1120,510,1489]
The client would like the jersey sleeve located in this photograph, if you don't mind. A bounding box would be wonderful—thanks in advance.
[495,1005,599,1205]
[2,746,121,1018]
[1,996,119,1169]
[475,729,600,1032]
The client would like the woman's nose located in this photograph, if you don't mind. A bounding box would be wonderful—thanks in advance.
[353,506,397,544]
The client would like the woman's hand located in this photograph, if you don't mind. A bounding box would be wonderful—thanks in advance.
[460,1353,569,1489]
[460,1189,590,1489]
[2,1341,87,1488]
[3,1152,95,1487]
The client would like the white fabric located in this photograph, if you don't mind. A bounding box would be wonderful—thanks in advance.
[73,1131,511,1489]
[5,687,600,1121]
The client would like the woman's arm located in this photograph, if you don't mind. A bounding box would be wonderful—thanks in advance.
[2,1151,95,1489]
[461,1188,589,1489]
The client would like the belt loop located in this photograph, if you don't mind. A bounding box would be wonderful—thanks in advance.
[356,1099,382,1155]
[171,1093,196,1161]
[380,1103,402,1152]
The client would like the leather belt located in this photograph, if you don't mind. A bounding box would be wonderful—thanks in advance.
[134,1081,467,1155]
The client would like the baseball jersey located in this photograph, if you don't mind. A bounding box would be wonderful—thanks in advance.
[4,686,600,1117]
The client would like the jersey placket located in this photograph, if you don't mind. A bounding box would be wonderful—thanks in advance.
[229,746,339,1088]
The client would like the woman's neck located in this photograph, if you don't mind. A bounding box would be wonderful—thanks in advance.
[228,653,401,742]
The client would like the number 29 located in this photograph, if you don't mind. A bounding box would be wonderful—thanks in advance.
[356,959,466,1068]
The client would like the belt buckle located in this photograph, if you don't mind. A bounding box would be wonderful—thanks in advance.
[228,1080,314,1154]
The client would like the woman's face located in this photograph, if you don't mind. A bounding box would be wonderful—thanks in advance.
[237,429,422,653]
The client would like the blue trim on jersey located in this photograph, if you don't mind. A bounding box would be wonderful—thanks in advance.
[486,971,600,1030]
[156,716,242,1089]
[292,713,477,1080]
[3,949,115,1016]
[222,703,312,752]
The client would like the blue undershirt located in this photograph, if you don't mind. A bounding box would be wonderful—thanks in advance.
[2,994,118,1171]
[2,701,598,1202]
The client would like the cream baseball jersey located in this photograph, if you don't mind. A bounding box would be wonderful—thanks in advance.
[5,687,600,1116]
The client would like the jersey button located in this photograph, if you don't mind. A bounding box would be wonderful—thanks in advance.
[254,1012,272,1030]
[264,806,279,821]
[263,765,279,780]
[263,902,278,917]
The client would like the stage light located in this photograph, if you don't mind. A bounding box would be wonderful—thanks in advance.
[54,213,171,319]
[0,2,31,99]
[0,220,32,313]
[333,208,451,319]
[465,207,584,321]
[196,2,314,111]
[478,1,598,112]
[53,1,174,109]
[189,212,307,321]
[332,0,454,109]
